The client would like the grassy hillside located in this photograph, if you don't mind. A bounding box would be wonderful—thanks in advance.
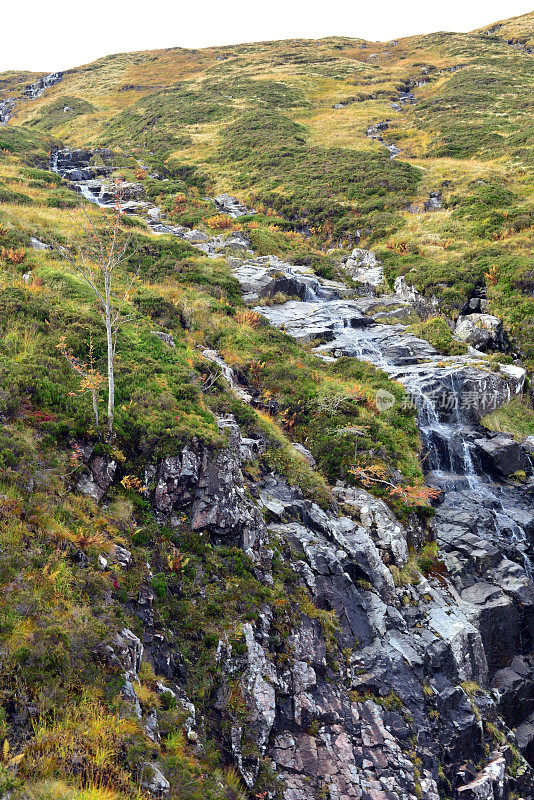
[2,13,531,360]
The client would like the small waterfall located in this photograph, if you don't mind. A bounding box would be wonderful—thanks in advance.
[303,284,319,302]
[202,350,253,404]
[78,183,102,205]
[258,286,532,567]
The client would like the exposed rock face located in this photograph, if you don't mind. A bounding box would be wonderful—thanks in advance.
[214,193,256,217]
[344,248,384,288]
[140,763,170,797]
[257,299,525,423]
[456,756,507,800]
[333,484,410,565]
[456,313,508,352]
[394,275,439,318]
[149,416,265,553]
[143,411,534,798]
[207,469,534,799]
[0,98,16,124]
[474,434,531,477]
[24,72,63,99]
[76,454,117,501]
[49,169,534,797]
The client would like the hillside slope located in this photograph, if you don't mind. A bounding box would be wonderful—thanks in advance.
[0,12,533,800]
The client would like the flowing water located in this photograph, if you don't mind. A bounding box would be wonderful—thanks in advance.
[257,294,532,569]
[48,147,533,569]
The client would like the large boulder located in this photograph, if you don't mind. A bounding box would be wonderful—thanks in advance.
[474,434,531,477]
[455,313,507,352]
[461,583,520,674]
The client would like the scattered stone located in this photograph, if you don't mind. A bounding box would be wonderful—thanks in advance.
[30,237,51,251]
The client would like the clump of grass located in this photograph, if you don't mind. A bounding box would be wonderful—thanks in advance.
[481,394,534,440]
[406,316,468,356]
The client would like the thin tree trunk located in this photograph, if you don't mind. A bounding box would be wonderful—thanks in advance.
[92,390,99,427]
[105,311,114,437]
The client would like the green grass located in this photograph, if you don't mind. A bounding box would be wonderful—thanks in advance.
[481,394,534,440]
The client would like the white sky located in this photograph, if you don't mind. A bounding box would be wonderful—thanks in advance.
[2,0,532,73]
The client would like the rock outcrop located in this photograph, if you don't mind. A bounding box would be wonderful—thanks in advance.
[148,417,265,553]
[456,313,508,352]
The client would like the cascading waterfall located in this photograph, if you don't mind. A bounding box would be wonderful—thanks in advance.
[257,289,532,568]
[45,148,533,570]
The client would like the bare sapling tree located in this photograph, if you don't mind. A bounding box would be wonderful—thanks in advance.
[57,332,104,428]
[45,183,138,439]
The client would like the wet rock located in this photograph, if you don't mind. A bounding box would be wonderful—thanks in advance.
[24,72,63,99]
[0,99,16,124]
[257,299,373,342]
[99,182,145,203]
[233,258,339,304]
[474,435,531,477]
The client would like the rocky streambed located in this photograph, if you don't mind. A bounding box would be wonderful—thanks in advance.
[49,148,534,799]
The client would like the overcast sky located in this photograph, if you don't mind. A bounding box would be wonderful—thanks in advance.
[2,0,532,73]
